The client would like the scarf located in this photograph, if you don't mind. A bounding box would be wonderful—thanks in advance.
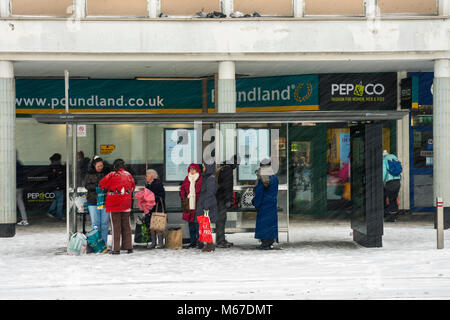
[188,172,199,210]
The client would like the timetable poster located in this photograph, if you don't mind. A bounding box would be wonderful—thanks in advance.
[237,128,270,181]
[165,129,198,181]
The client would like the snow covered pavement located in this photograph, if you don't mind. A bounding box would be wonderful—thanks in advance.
[1,220,450,300]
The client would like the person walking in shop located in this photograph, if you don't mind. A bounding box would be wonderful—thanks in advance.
[85,156,109,245]
[99,159,136,254]
[16,153,29,226]
[145,169,166,249]
[47,153,65,221]
[196,161,218,252]
[383,150,402,222]
[180,163,202,248]
[216,155,240,248]
[253,159,279,250]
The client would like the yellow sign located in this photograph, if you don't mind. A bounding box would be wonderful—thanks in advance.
[100,145,115,155]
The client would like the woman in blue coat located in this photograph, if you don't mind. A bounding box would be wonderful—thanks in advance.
[253,159,279,250]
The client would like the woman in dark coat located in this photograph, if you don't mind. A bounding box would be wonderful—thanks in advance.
[145,169,166,249]
[180,163,202,248]
[253,159,279,250]
[84,156,108,245]
[196,162,218,252]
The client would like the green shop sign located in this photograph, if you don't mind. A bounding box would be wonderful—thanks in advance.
[208,75,319,112]
[16,79,204,114]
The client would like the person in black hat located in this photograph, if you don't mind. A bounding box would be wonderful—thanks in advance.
[47,153,65,220]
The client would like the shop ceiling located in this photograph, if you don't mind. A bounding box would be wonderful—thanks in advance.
[14,60,434,79]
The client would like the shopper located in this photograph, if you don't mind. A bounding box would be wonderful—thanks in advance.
[383,150,402,222]
[85,156,109,245]
[47,153,65,220]
[196,161,218,252]
[180,163,202,248]
[216,155,239,248]
[253,159,279,250]
[99,159,135,254]
[145,169,166,249]
[16,154,29,226]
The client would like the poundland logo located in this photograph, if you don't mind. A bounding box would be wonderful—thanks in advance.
[211,83,313,104]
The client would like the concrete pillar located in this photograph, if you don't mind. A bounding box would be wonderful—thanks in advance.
[293,0,304,17]
[396,71,410,210]
[0,61,16,237]
[0,0,11,17]
[74,0,86,19]
[217,61,236,164]
[221,0,233,16]
[365,0,378,18]
[148,0,161,18]
[433,59,450,227]
[439,0,450,16]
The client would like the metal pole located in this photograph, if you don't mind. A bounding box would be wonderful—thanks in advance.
[437,197,444,249]
[286,123,290,243]
[65,70,70,245]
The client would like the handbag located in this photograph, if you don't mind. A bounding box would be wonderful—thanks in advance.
[150,201,167,232]
[182,196,190,212]
[166,227,183,249]
[96,187,106,209]
[197,210,213,243]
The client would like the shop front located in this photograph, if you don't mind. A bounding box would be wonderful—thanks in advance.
[17,72,406,247]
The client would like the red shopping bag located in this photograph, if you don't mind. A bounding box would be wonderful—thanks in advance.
[197,211,213,243]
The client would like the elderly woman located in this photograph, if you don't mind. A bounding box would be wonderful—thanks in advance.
[145,169,166,249]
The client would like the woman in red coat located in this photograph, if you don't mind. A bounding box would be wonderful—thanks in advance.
[180,163,202,248]
[99,159,135,255]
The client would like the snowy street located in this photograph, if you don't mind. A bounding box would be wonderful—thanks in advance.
[1,218,450,300]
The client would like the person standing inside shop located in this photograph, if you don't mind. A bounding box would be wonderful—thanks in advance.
[216,155,239,248]
[145,169,166,249]
[180,163,202,248]
[383,150,402,222]
[16,153,29,226]
[85,156,109,245]
[253,159,279,250]
[47,153,65,221]
[99,159,135,254]
[196,161,218,252]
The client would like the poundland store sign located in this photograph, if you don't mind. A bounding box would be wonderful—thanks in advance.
[208,75,319,112]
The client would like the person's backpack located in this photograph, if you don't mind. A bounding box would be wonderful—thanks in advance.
[387,159,402,177]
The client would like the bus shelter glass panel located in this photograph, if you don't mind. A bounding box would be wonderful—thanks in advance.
[218,122,288,237]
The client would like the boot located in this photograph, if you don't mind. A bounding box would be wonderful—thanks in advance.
[202,243,215,252]
[149,233,157,249]
[156,234,165,249]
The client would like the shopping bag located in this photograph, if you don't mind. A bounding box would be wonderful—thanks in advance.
[85,227,108,253]
[166,227,183,249]
[150,202,167,232]
[67,232,87,256]
[134,218,150,244]
[75,196,88,213]
[342,182,351,201]
[96,187,106,209]
[197,210,213,243]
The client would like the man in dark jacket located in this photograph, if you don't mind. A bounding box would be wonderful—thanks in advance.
[216,155,239,248]
[47,153,65,220]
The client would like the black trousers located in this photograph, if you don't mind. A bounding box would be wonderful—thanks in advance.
[384,180,401,213]
[216,199,227,243]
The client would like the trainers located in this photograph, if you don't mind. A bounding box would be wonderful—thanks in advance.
[17,220,29,226]
[47,213,55,219]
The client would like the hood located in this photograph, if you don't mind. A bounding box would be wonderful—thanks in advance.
[203,163,216,177]
[188,163,201,174]
[383,154,398,161]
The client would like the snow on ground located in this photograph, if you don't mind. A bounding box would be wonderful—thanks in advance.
[1,219,450,300]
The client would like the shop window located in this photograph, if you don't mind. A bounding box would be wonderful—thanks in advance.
[12,0,74,16]
[161,0,221,16]
[233,0,293,16]
[87,0,147,16]
[304,0,364,16]
[378,0,437,15]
